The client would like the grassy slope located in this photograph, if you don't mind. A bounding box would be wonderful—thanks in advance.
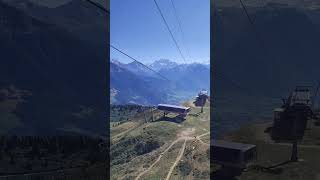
[0,87,30,134]
[110,100,210,179]
[220,120,320,180]
[216,0,320,9]
[173,141,210,180]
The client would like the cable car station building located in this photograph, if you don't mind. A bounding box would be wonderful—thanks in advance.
[157,104,190,117]
[212,140,257,170]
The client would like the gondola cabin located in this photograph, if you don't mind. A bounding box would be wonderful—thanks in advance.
[271,86,313,141]
[194,90,209,107]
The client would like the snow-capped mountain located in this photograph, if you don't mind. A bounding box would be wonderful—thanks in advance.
[149,59,179,72]
[159,63,210,92]
[124,61,156,78]
[110,59,210,105]
[110,61,171,105]
[0,0,107,135]
[111,59,126,69]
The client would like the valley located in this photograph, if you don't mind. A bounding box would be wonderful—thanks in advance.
[0,0,108,135]
[110,59,210,105]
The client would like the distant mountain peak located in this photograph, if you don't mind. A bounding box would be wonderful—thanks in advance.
[2,0,74,8]
[29,0,73,8]
[149,59,178,72]
[153,59,176,64]
[110,61,128,73]
[156,59,174,63]
[111,59,124,66]
[124,61,157,78]
[127,60,143,66]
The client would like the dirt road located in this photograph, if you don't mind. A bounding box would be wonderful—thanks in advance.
[135,131,210,180]
[165,139,187,180]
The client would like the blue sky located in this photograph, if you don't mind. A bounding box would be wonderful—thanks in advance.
[111,0,210,64]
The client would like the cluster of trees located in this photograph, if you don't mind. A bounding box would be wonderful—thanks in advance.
[112,121,128,127]
[111,104,141,111]
[111,104,155,112]
[110,105,156,123]
[0,135,106,169]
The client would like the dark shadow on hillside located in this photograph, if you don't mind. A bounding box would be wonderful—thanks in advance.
[211,174,237,180]
[154,114,186,123]
[267,160,291,169]
[211,168,239,180]
[211,163,285,179]
[314,121,320,126]
[250,164,284,175]
[188,111,203,117]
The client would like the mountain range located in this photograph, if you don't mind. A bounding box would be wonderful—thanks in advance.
[0,0,108,135]
[215,0,320,9]
[110,59,210,105]
[212,2,320,136]
[2,0,108,49]
[213,3,320,98]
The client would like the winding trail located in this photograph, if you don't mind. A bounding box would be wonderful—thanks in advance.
[135,131,210,180]
[198,132,210,138]
[112,125,138,140]
[112,122,146,141]
[198,138,210,146]
[165,139,187,180]
[134,138,183,180]
[196,132,210,146]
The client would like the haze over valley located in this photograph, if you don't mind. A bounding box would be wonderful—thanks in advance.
[110,59,210,105]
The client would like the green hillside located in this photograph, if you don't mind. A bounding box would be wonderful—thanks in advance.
[110,100,210,180]
[217,119,320,180]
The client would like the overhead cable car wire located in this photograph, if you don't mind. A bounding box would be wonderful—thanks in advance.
[239,0,269,54]
[212,7,253,94]
[84,0,170,81]
[169,0,192,61]
[85,0,110,14]
[153,0,187,64]
[238,0,314,97]
[110,44,170,81]
[212,6,272,98]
